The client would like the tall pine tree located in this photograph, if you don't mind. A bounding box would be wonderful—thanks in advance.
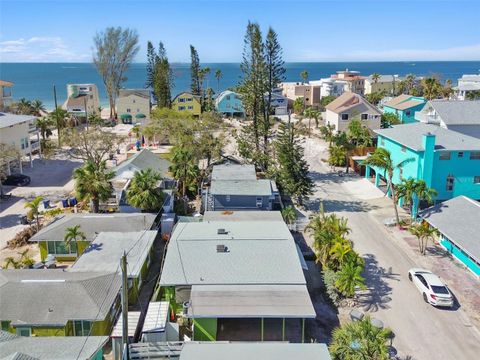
[190,45,201,96]
[275,121,314,204]
[145,41,173,108]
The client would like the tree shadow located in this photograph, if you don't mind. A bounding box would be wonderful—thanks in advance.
[357,253,399,312]
[83,242,103,254]
[321,199,379,213]
[0,213,25,229]
[0,194,22,212]
[425,244,453,260]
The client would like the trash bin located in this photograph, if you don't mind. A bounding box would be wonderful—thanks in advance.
[43,200,50,209]
[62,199,69,208]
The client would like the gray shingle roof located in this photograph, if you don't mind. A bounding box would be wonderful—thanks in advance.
[30,213,157,242]
[0,270,121,326]
[0,331,108,360]
[428,100,480,126]
[211,164,256,181]
[160,221,306,286]
[70,231,157,277]
[374,123,480,151]
[112,149,171,180]
[180,343,332,360]
[419,196,480,262]
[210,179,273,196]
[203,210,284,222]
[0,113,36,129]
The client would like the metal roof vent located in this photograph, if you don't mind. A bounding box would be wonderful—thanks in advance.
[216,244,229,253]
[217,228,228,235]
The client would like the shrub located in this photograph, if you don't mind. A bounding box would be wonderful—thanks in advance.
[8,226,39,248]
[323,269,341,305]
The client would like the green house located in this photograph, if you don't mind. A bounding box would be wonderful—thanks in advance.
[0,270,121,337]
[29,213,157,261]
[70,231,157,303]
[0,331,108,359]
[158,214,315,342]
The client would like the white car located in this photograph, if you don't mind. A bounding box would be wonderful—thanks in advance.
[408,268,454,308]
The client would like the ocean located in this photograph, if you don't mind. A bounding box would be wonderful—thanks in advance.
[1,61,480,110]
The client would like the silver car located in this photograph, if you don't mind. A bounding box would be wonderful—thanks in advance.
[408,268,454,308]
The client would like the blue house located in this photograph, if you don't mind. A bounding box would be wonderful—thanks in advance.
[365,123,480,215]
[215,90,245,117]
[383,94,426,124]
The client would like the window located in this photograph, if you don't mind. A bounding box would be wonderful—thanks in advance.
[341,113,349,121]
[401,146,406,153]
[405,110,411,116]
[439,152,451,160]
[126,108,131,113]
[474,176,480,184]
[137,108,140,112]
[361,113,368,120]
[381,138,385,146]
[225,195,231,202]
[133,99,136,103]
[74,320,91,336]
[89,95,93,99]
[226,95,231,100]
[415,274,428,288]
[446,175,454,192]
[178,106,186,111]
[470,152,480,160]
[17,327,31,337]
[188,106,193,110]
[47,241,77,255]
[179,98,185,103]
[458,152,464,158]
[187,98,193,102]
[1,321,9,331]
[256,197,263,208]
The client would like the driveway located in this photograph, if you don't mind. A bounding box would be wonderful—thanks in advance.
[302,137,480,360]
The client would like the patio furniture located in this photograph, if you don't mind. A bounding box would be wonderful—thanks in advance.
[350,309,365,322]
[43,200,50,209]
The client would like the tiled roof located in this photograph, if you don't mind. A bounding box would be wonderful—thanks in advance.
[325,92,380,114]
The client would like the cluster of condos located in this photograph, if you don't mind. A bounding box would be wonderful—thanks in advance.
[0,163,333,360]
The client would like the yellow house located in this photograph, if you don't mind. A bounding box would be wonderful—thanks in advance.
[172,92,201,116]
[0,270,121,337]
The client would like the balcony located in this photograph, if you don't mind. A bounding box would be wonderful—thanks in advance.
[30,140,40,151]
[415,112,440,124]
[28,123,38,133]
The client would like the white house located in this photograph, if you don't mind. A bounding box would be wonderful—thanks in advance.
[324,92,381,133]
[453,74,480,100]
[63,84,100,117]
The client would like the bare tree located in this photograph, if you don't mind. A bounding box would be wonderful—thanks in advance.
[64,128,119,170]
[93,27,139,119]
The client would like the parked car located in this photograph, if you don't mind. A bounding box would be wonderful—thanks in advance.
[408,268,454,308]
[2,173,31,186]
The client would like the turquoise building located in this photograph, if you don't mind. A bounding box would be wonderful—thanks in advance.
[365,123,480,216]
[383,94,426,124]
[214,90,245,117]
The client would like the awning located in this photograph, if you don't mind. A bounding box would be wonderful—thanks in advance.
[187,284,316,319]
[120,113,132,120]
[352,155,368,162]
[135,113,146,119]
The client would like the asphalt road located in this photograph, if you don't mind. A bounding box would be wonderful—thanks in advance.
[303,137,480,360]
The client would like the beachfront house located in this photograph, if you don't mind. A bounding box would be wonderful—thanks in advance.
[29,213,157,261]
[0,112,41,172]
[453,74,480,100]
[172,92,201,116]
[203,164,280,211]
[365,123,480,216]
[0,270,121,337]
[63,84,100,118]
[157,217,315,342]
[129,342,332,360]
[325,92,381,133]
[364,75,400,95]
[214,90,245,117]
[70,231,157,303]
[415,100,480,139]
[420,196,480,278]
[0,80,13,111]
[0,331,109,359]
[383,94,427,124]
[117,89,151,125]
[266,92,289,115]
[280,82,321,107]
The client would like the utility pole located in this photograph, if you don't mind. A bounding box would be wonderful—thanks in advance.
[121,252,129,360]
[53,85,60,146]
[84,96,89,130]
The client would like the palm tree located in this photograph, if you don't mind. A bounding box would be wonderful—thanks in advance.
[329,239,353,271]
[422,77,441,100]
[363,148,413,226]
[396,179,437,219]
[405,73,416,94]
[50,107,68,146]
[30,99,46,116]
[73,160,114,213]
[371,73,381,83]
[300,70,309,84]
[281,206,297,230]
[36,117,53,142]
[126,169,165,212]
[304,108,315,137]
[328,145,347,168]
[466,90,480,100]
[215,69,222,92]
[18,249,35,268]
[24,196,43,232]
[169,146,199,197]
[320,124,335,147]
[329,317,391,360]
[64,225,86,252]
[409,222,438,255]
[2,257,21,269]
[17,98,32,115]
[335,256,366,297]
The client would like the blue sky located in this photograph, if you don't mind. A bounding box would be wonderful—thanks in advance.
[0,0,479,62]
